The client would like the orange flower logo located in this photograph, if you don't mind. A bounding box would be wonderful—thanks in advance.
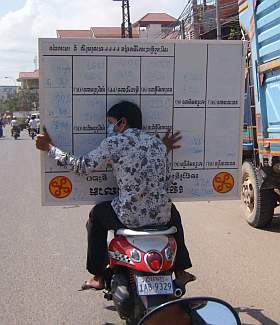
[49,176,72,199]
[213,172,234,193]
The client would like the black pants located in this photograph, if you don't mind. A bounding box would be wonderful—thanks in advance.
[86,201,192,276]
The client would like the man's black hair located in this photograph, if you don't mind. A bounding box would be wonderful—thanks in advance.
[107,101,142,129]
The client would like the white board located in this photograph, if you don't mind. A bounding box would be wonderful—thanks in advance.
[39,39,246,205]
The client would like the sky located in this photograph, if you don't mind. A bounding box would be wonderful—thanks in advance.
[0,0,187,86]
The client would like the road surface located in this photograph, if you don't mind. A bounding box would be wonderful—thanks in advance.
[1,127,279,325]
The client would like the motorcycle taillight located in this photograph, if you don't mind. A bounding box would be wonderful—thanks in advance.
[145,251,163,272]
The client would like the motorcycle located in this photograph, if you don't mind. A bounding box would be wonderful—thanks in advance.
[103,225,186,325]
[30,128,37,140]
[137,296,241,325]
[11,126,20,140]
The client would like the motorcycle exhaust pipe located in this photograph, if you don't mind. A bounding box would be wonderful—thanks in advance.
[174,287,183,298]
[173,279,186,298]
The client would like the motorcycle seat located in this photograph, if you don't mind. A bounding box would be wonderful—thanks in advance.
[115,226,177,236]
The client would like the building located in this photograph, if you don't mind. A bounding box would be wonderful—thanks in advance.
[56,13,177,40]
[182,4,216,39]
[17,70,39,90]
[220,0,239,20]
[183,0,240,40]
[133,13,177,39]
[91,27,139,38]
[16,69,39,111]
[57,29,93,38]
[57,27,140,39]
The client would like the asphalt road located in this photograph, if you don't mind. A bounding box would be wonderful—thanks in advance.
[1,126,279,325]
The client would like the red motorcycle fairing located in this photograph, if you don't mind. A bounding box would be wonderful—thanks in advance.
[108,235,177,273]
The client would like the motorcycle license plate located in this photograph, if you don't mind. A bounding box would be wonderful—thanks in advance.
[136,275,173,296]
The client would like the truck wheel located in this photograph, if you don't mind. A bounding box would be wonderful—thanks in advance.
[241,161,275,228]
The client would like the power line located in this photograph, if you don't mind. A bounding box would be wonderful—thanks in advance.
[148,0,239,40]
[180,1,238,22]
[161,0,239,39]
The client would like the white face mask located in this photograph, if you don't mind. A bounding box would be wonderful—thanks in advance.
[107,119,122,137]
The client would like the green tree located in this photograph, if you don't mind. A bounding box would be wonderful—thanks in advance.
[0,95,20,114]
[17,89,39,111]
[0,89,39,113]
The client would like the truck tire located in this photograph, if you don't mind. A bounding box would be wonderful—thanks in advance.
[241,161,275,228]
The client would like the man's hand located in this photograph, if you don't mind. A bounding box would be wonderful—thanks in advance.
[36,126,53,152]
[160,129,182,154]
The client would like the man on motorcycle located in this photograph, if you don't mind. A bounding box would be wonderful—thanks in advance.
[11,117,20,136]
[36,101,195,290]
[11,116,17,126]
[29,115,39,137]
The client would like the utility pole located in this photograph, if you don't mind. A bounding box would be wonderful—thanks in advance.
[216,0,221,40]
[192,0,199,39]
[181,19,186,39]
[203,0,207,10]
[122,0,132,38]
[113,0,133,38]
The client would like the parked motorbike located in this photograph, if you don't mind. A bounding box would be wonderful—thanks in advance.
[103,226,186,325]
[11,126,20,140]
[138,296,241,325]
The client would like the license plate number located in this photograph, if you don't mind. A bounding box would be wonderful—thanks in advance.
[136,275,173,296]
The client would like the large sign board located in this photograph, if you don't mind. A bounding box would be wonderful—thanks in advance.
[39,39,246,206]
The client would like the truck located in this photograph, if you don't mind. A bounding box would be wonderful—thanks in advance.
[239,0,280,227]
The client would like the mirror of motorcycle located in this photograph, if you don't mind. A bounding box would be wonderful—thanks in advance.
[137,297,241,325]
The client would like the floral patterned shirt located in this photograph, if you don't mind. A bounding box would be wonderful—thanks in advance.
[49,128,172,228]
